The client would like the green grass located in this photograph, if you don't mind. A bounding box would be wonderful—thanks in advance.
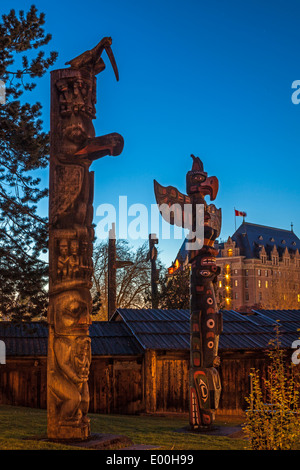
[0,405,248,450]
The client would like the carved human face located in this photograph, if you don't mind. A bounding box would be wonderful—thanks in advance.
[70,240,79,256]
[81,241,88,255]
[56,72,96,156]
[73,336,91,381]
[59,239,69,257]
[54,290,92,335]
[192,255,220,283]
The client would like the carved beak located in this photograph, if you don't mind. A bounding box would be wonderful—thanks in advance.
[104,44,119,81]
[199,176,219,201]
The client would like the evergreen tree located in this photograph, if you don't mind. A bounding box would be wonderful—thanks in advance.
[0,6,57,321]
[156,268,190,310]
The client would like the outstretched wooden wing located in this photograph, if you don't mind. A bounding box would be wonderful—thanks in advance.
[154,180,192,228]
[207,204,222,238]
[50,165,84,219]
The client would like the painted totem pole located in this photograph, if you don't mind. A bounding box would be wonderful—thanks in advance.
[48,37,124,440]
[154,155,222,429]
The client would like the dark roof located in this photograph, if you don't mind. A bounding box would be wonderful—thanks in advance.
[89,322,143,356]
[0,321,143,357]
[220,309,300,350]
[0,322,48,356]
[113,308,300,351]
[1,309,299,356]
[112,308,190,350]
[232,222,300,259]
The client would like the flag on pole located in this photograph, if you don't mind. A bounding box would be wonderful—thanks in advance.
[235,209,247,217]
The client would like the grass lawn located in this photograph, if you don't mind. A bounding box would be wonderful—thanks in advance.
[0,405,249,450]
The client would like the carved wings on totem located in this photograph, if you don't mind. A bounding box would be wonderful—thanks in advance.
[50,165,84,219]
[153,180,222,237]
[207,204,222,238]
[154,179,192,228]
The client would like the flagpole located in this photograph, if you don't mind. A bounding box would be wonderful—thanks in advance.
[234,207,236,231]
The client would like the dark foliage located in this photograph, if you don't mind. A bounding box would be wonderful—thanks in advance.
[0,6,57,321]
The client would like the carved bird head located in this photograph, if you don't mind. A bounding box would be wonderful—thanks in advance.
[65,37,119,80]
[186,154,219,201]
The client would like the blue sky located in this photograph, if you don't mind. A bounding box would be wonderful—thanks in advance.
[2,0,300,267]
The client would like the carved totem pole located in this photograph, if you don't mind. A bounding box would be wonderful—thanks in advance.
[147,234,159,309]
[154,155,222,430]
[48,37,124,440]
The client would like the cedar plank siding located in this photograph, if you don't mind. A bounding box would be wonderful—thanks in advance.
[1,309,299,415]
[156,353,189,413]
[0,350,298,415]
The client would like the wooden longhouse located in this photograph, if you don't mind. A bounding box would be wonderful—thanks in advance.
[0,309,299,416]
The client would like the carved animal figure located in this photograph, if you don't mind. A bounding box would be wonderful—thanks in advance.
[154,155,222,429]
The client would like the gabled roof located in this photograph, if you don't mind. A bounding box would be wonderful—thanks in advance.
[111,308,190,350]
[232,222,300,259]
[112,308,300,351]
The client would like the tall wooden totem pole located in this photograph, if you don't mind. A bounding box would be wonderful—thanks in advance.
[154,155,222,430]
[48,37,124,440]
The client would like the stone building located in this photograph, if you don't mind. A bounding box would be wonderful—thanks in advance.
[170,222,300,311]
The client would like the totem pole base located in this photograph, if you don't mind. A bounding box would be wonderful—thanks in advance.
[47,421,90,442]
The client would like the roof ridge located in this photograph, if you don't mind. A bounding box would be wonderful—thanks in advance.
[239,222,294,233]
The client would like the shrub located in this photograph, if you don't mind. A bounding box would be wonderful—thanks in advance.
[243,323,300,450]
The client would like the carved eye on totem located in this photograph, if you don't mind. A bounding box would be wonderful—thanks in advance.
[192,174,206,183]
[207,297,213,305]
[207,319,215,328]
[198,270,211,277]
[207,341,214,349]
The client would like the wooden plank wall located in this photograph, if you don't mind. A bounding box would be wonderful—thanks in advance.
[156,354,189,413]
[1,351,298,415]
[218,354,268,415]
[0,358,47,409]
[88,358,143,414]
[0,356,144,415]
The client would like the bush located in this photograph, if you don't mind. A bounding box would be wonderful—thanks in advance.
[243,323,300,450]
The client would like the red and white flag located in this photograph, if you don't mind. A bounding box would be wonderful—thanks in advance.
[235,209,247,217]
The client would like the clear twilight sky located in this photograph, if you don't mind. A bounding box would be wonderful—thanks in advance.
[2,0,300,267]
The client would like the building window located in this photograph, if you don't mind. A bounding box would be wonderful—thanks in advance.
[298,294,300,303]
[245,292,249,301]
[261,256,266,264]
[258,280,262,288]
[245,279,249,288]
[265,270,268,277]
[245,269,249,276]
[259,291,262,301]
[234,269,238,274]
[265,281,268,288]
[228,249,233,257]
[218,281,222,288]
[258,269,261,276]
[234,292,238,299]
